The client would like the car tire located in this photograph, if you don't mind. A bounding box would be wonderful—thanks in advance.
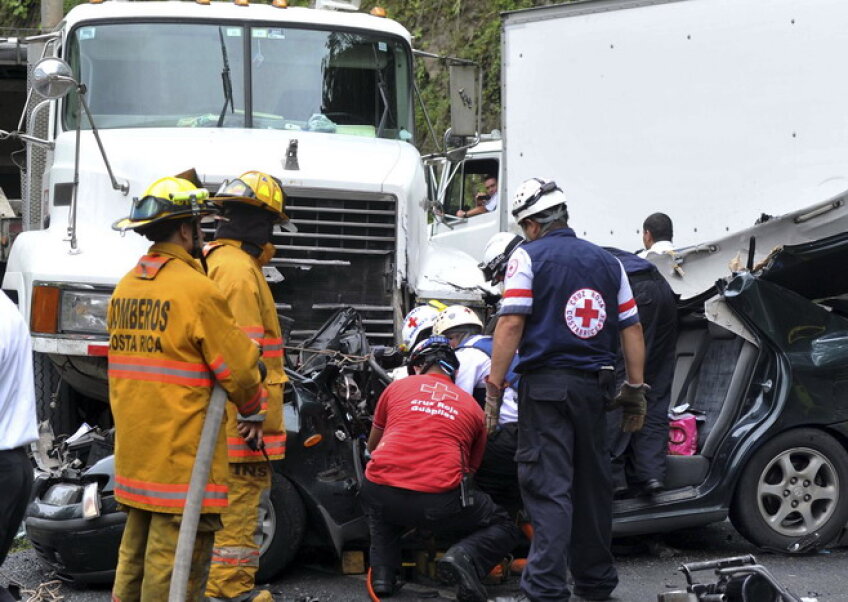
[256,472,306,583]
[730,428,848,551]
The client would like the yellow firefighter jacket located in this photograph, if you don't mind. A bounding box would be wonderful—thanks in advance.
[204,239,287,462]
[107,242,264,514]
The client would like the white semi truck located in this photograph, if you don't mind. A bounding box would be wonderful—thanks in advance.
[1,0,488,431]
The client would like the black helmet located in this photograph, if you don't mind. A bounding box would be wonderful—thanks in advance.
[406,335,460,380]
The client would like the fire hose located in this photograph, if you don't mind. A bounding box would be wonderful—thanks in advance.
[170,359,266,601]
[168,383,228,602]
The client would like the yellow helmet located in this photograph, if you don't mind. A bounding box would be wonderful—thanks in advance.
[212,170,288,221]
[112,176,215,231]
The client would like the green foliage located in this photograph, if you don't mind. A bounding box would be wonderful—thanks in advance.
[0,0,38,29]
[363,0,550,152]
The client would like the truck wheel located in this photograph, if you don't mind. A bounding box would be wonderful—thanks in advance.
[256,472,306,583]
[33,352,65,430]
[730,428,848,551]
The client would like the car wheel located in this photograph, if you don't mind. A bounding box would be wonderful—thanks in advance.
[730,428,848,550]
[256,472,306,583]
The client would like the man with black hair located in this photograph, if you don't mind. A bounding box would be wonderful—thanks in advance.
[457,175,499,218]
[639,212,674,257]
[361,336,521,602]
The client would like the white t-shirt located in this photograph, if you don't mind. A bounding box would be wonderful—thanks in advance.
[454,335,518,425]
[484,192,499,212]
[0,291,38,450]
[638,239,674,258]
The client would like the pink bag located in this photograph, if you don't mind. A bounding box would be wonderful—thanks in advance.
[668,413,698,456]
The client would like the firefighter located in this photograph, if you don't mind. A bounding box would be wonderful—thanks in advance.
[109,175,266,602]
[488,178,648,602]
[203,171,289,602]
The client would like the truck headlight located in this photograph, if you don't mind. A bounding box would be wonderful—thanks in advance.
[59,291,111,334]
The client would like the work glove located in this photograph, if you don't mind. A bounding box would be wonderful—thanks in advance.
[484,380,504,435]
[608,382,650,433]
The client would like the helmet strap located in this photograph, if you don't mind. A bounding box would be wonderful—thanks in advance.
[191,219,208,272]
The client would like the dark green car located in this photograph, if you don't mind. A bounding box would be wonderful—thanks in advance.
[614,232,848,551]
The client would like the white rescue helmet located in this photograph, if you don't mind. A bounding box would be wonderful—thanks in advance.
[400,304,441,352]
[511,178,567,224]
[432,305,483,337]
[480,232,524,284]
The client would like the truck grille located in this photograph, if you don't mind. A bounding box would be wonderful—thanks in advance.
[268,189,398,345]
[202,187,399,346]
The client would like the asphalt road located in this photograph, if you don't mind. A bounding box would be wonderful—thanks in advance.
[2,521,844,601]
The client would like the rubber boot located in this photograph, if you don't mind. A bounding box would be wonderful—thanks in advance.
[370,566,398,597]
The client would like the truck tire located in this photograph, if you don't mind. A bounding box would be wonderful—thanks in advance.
[730,428,848,551]
[33,351,62,425]
[256,472,306,583]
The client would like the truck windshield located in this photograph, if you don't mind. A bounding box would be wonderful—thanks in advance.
[64,21,413,140]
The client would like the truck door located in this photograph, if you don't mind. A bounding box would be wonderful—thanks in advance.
[429,152,499,262]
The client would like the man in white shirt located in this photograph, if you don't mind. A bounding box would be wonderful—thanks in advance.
[0,291,38,602]
[457,175,499,219]
[638,212,674,258]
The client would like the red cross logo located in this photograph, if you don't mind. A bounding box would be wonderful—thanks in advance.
[564,288,607,339]
[420,382,459,402]
[574,299,600,327]
[407,316,418,328]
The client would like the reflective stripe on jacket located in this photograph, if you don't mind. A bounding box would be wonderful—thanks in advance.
[108,242,264,513]
[205,239,287,462]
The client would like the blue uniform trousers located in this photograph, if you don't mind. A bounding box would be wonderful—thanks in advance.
[607,270,677,487]
[475,422,522,517]
[517,370,618,602]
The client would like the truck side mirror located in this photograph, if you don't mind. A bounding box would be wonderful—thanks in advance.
[32,57,77,100]
[448,61,481,141]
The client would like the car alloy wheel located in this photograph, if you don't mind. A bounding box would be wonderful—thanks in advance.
[730,428,848,551]
[756,446,839,537]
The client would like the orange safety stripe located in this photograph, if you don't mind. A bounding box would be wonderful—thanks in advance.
[133,254,172,280]
[115,474,228,508]
[260,336,284,358]
[238,385,264,416]
[108,355,214,387]
[227,434,286,457]
[210,554,259,566]
[240,326,264,339]
[209,355,232,381]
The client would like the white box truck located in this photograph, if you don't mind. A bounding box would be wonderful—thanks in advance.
[498,0,848,550]
[502,0,848,298]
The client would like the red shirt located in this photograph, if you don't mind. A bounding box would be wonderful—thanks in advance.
[365,373,486,493]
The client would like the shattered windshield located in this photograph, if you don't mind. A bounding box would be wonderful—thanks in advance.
[64,21,414,140]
